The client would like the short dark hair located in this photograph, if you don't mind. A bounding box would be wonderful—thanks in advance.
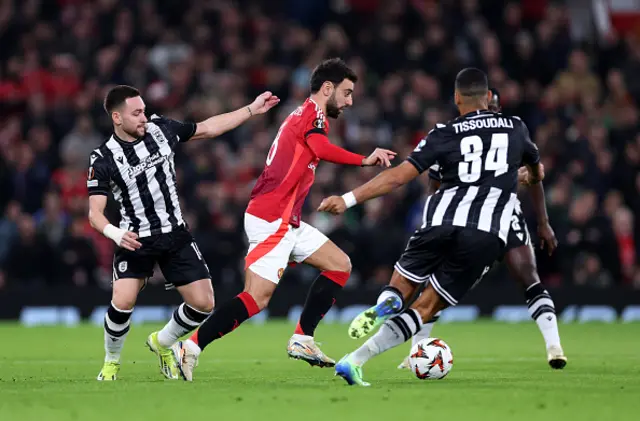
[103,85,141,114]
[309,58,358,93]
[455,68,488,98]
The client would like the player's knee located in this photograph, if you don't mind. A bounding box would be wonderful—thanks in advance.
[250,292,270,311]
[243,287,272,311]
[180,279,215,313]
[189,292,215,314]
[111,294,136,312]
[111,288,138,311]
[334,252,352,274]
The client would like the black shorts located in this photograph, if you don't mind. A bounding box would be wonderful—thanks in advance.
[394,226,503,306]
[112,225,210,290]
[505,202,531,252]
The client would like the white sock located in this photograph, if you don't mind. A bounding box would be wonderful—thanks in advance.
[157,303,210,348]
[185,338,202,357]
[104,302,133,363]
[525,283,561,349]
[291,333,313,342]
[410,310,441,349]
[536,314,561,349]
[376,287,403,306]
[352,309,423,366]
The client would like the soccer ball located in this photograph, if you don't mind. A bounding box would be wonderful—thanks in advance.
[408,338,453,380]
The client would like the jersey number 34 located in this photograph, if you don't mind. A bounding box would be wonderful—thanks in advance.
[458,133,508,183]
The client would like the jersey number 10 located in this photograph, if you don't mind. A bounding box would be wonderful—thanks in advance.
[458,133,509,183]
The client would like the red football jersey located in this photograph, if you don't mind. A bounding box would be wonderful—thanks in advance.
[247,98,330,227]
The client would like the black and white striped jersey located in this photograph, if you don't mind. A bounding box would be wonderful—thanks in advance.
[87,115,196,237]
[407,109,540,244]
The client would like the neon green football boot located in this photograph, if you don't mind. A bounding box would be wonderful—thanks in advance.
[97,361,120,381]
[145,331,183,380]
[335,354,370,387]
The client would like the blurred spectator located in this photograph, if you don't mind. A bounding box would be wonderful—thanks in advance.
[0,201,22,264]
[59,114,103,167]
[573,253,613,288]
[554,49,601,106]
[612,207,637,283]
[33,190,70,246]
[57,218,99,287]
[1,213,54,286]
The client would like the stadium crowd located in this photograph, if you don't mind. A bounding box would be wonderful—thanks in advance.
[0,0,639,291]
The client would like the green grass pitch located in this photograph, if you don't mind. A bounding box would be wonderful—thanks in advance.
[0,321,638,421]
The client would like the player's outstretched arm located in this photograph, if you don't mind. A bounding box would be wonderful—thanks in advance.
[190,91,280,141]
[318,161,420,215]
[89,195,141,251]
[306,135,396,167]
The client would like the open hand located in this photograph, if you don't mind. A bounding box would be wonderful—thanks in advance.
[362,148,397,167]
[120,231,142,251]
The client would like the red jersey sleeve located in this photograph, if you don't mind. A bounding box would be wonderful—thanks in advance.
[304,112,364,166]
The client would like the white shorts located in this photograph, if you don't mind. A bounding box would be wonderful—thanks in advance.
[244,213,328,284]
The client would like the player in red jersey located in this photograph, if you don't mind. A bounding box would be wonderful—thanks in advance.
[175,58,396,380]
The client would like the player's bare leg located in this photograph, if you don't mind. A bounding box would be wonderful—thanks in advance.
[505,245,566,369]
[178,270,276,381]
[348,270,417,339]
[148,278,214,380]
[98,277,143,381]
[288,240,351,367]
[337,282,446,386]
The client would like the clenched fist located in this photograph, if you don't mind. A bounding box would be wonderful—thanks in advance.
[318,196,348,215]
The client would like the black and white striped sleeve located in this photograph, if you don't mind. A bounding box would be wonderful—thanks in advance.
[150,114,196,148]
[87,151,111,196]
[407,125,446,174]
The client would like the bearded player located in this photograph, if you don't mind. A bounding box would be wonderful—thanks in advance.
[397,88,566,370]
[174,58,396,380]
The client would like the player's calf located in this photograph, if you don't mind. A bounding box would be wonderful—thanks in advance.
[181,271,275,381]
[143,279,214,380]
[506,246,566,368]
[155,278,215,348]
[339,308,423,386]
[288,269,348,367]
[524,281,566,368]
[191,290,262,348]
[296,241,351,337]
[177,289,263,381]
[98,276,143,380]
[98,301,133,380]
[290,242,351,367]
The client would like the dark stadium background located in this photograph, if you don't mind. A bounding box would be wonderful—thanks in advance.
[1,0,639,323]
